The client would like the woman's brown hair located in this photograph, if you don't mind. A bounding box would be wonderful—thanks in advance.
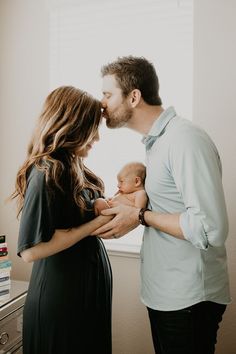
[11,86,104,216]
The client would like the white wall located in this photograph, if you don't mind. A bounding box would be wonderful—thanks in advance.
[0,1,235,353]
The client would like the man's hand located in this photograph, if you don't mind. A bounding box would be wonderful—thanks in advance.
[91,204,140,239]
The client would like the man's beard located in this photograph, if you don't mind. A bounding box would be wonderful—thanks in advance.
[105,104,133,129]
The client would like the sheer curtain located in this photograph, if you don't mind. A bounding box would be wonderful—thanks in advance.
[49,0,193,253]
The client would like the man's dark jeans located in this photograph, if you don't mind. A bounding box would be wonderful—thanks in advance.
[147,301,226,354]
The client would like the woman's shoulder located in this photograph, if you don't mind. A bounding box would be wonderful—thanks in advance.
[25,166,47,196]
[27,165,46,183]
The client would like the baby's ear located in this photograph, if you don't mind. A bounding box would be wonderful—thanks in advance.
[135,176,142,186]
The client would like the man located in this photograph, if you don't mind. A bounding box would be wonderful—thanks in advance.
[93,56,231,354]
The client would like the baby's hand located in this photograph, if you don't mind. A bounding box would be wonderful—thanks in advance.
[94,198,110,216]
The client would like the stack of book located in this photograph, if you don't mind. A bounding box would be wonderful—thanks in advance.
[0,235,12,302]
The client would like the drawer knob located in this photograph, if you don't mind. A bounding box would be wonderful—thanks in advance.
[0,331,9,345]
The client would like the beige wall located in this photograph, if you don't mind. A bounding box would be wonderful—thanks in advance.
[193,2,236,353]
[0,1,235,353]
[0,0,49,280]
[109,253,154,354]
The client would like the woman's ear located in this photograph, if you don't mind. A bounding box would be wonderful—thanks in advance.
[129,89,141,108]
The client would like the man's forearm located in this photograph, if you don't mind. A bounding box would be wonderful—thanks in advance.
[144,210,184,239]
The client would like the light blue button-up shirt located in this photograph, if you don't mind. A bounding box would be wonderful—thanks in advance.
[141,107,231,310]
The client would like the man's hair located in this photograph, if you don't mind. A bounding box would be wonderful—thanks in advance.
[101,56,162,105]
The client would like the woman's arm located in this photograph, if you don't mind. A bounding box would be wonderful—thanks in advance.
[20,214,113,263]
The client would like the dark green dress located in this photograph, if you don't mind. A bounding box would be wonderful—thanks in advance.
[17,166,112,354]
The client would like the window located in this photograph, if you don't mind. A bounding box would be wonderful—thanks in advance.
[49,0,193,253]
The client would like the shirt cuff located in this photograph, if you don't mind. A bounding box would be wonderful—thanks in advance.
[179,212,209,250]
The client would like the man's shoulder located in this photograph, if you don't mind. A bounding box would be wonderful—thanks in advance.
[169,116,211,146]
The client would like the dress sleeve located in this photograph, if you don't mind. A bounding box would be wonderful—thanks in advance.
[17,168,55,256]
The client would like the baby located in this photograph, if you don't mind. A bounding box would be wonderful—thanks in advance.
[94,162,148,216]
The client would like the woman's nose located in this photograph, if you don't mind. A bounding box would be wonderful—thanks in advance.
[101,97,107,107]
[94,131,100,142]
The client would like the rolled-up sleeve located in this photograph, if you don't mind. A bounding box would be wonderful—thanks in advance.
[171,128,228,250]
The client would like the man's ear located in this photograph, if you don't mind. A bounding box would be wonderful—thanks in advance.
[129,89,141,108]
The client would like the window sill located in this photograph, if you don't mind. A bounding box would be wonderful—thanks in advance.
[104,240,141,258]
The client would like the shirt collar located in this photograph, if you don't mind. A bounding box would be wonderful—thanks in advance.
[142,106,176,150]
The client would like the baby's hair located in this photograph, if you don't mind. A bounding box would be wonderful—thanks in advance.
[122,162,146,185]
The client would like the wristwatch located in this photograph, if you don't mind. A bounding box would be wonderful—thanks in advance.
[138,208,151,227]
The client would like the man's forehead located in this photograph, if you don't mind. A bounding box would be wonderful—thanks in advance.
[102,74,120,89]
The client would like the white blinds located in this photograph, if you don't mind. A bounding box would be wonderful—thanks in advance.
[49,0,193,253]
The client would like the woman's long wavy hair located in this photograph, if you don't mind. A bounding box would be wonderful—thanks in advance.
[11,86,104,217]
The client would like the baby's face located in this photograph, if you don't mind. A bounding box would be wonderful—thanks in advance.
[117,168,136,194]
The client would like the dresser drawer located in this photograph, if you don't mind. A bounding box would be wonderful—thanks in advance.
[4,342,22,354]
[0,306,23,353]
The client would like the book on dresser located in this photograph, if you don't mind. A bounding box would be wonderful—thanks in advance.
[0,235,11,301]
[0,272,11,286]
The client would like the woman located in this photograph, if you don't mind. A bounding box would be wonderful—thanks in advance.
[11,86,112,354]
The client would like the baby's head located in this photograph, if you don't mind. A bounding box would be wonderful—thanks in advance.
[117,162,146,194]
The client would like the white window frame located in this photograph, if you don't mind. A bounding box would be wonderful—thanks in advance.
[49,0,193,253]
